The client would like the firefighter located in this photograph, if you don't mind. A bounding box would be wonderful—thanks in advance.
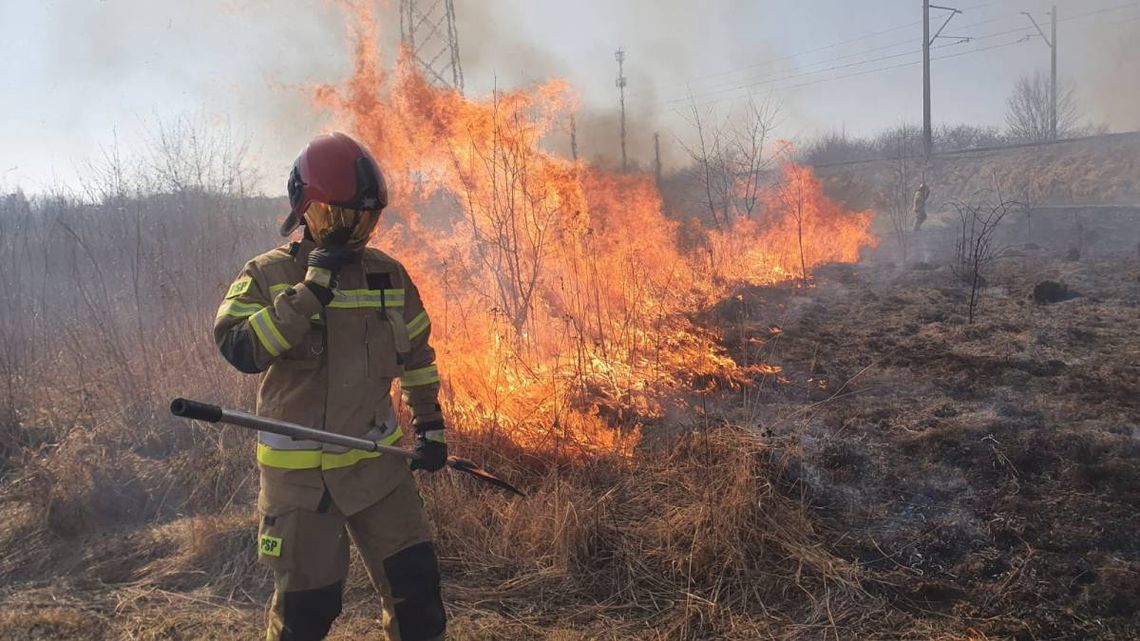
[912,181,930,231]
[214,132,448,641]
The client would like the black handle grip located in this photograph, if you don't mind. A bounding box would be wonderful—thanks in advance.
[170,398,223,423]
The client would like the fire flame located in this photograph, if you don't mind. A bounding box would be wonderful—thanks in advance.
[311,4,876,456]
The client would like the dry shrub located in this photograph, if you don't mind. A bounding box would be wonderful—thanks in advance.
[422,426,865,637]
[134,512,262,593]
[14,409,253,541]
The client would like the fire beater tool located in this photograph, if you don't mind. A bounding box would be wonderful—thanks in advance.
[170,398,525,497]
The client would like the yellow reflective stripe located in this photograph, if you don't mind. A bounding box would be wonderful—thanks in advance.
[328,288,383,309]
[249,308,290,357]
[406,311,430,339]
[400,364,440,388]
[257,427,404,470]
[325,288,406,309]
[216,300,265,319]
[321,448,381,470]
[257,443,321,469]
[383,289,405,307]
[267,284,405,309]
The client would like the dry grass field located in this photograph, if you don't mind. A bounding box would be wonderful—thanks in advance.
[1,186,1137,640]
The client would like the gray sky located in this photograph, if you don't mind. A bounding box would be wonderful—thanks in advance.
[2,0,1138,194]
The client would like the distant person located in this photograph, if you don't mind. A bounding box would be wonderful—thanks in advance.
[913,182,930,231]
[214,132,448,641]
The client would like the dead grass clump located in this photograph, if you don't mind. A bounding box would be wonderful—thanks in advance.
[134,512,262,594]
[423,426,865,637]
[37,437,153,538]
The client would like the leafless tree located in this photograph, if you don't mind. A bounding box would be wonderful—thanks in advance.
[950,196,1017,323]
[449,89,565,347]
[1005,72,1082,142]
[771,167,812,286]
[876,124,920,264]
[145,114,259,196]
[677,97,777,230]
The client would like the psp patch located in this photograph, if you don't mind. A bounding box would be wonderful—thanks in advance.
[259,534,283,557]
[226,276,252,299]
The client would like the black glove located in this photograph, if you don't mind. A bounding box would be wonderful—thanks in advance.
[409,423,447,472]
[304,234,357,305]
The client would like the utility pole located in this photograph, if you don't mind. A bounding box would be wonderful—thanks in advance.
[615,48,628,171]
[570,115,578,161]
[1023,6,1058,140]
[923,2,965,157]
[653,132,661,187]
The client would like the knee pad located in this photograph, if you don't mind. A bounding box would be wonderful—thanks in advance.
[280,581,343,641]
[384,542,446,641]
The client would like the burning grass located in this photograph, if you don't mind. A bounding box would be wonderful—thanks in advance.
[315,1,875,457]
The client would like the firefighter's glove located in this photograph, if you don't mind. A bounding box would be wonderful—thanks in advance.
[304,239,356,306]
[410,423,447,472]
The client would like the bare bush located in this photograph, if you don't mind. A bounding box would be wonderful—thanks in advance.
[950,196,1017,323]
[0,118,273,533]
[876,125,920,263]
[802,123,1008,165]
[801,130,879,165]
[145,114,261,197]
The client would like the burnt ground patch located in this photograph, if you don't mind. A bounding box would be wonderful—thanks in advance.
[707,253,1140,639]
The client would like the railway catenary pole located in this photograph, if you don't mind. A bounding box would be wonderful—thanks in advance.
[1023,6,1059,140]
[923,2,965,157]
[923,0,931,157]
[615,48,628,171]
[1052,6,1057,141]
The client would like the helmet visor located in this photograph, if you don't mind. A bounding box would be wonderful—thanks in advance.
[304,202,381,250]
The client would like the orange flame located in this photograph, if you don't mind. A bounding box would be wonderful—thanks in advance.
[311,4,876,456]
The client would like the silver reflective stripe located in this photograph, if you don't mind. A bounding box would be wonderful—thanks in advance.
[249,308,290,356]
[257,431,320,450]
[305,266,333,288]
[320,406,399,454]
[423,429,446,443]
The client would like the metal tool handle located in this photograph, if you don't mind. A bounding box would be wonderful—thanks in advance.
[170,397,415,459]
[170,398,223,422]
[171,397,525,496]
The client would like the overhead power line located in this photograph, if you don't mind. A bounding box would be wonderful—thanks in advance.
[648,0,1140,113]
[634,5,1034,105]
[631,0,1010,99]
[674,37,1035,112]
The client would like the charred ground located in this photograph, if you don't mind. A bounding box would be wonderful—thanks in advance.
[705,246,1140,639]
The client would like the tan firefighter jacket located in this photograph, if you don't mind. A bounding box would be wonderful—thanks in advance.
[214,239,443,516]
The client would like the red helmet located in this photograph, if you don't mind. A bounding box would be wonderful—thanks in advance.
[281,132,388,236]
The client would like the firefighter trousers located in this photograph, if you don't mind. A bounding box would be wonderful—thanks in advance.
[257,474,446,641]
